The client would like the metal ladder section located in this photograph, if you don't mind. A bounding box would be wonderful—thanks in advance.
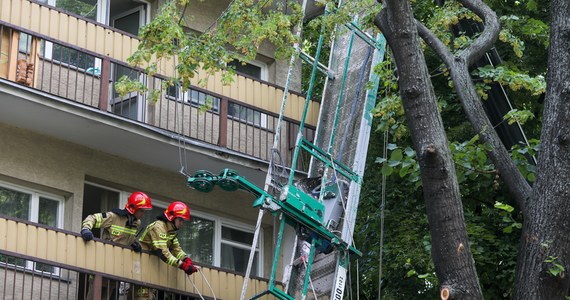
[185,21,386,300]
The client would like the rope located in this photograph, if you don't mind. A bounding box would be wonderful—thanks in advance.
[198,268,217,300]
[356,259,360,300]
[186,274,205,300]
[378,129,388,299]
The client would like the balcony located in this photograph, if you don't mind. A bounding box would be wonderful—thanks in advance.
[0,0,319,173]
[0,215,283,299]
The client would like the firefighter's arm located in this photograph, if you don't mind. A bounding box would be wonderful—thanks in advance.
[147,227,181,267]
[80,212,107,241]
[81,213,105,230]
[170,237,188,261]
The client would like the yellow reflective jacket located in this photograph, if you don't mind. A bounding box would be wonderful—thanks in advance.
[81,209,140,246]
[139,219,187,267]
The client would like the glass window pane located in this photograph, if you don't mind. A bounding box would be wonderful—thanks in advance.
[38,197,59,227]
[54,0,97,21]
[221,244,258,275]
[139,206,166,229]
[222,226,254,246]
[0,254,26,268]
[51,44,97,70]
[228,60,262,80]
[0,186,30,220]
[18,33,32,54]
[178,217,214,265]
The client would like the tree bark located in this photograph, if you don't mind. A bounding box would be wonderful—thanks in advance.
[513,0,570,298]
[375,1,483,298]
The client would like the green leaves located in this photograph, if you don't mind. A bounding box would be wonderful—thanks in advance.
[119,0,302,96]
[503,109,535,125]
[474,65,546,96]
[376,144,420,187]
[545,256,565,277]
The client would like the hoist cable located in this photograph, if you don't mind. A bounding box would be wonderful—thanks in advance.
[378,129,388,299]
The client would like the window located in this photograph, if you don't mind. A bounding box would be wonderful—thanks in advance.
[228,102,268,128]
[189,89,220,112]
[135,198,261,276]
[0,182,64,274]
[221,224,259,276]
[166,85,220,113]
[228,60,267,81]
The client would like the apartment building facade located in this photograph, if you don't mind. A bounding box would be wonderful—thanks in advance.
[0,0,321,298]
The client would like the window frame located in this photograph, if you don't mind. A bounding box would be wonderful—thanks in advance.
[229,59,268,81]
[0,180,65,275]
[166,85,221,113]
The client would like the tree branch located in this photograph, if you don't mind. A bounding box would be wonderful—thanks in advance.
[416,0,531,211]
[457,0,500,66]
[416,21,454,66]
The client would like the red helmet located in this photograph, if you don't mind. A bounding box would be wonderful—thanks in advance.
[126,191,153,214]
[164,201,190,221]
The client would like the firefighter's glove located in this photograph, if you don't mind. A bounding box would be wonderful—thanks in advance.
[81,228,94,241]
[131,241,142,252]
[179,257,198,275]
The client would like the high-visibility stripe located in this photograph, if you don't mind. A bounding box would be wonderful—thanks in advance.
[109,225,137,235]
[95,214,102,228]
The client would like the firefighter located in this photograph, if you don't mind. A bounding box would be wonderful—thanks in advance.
[132,201,197,299]
[81,191,153,250]
[80,191,153,300]
[139,201,198,274]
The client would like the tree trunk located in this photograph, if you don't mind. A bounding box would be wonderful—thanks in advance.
[375,1,482,298]
[513,0,570,298]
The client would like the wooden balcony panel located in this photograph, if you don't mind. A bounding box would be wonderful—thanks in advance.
[67,16,78,45]
[35,226,47,260]
[25,222,38,257]
[48,8,60,39]
[56,231,68,265]
[16,222,27,254]
[0,0,10,21]
[0,216,285,299]
[29,2,41,33]
[66,233,77,266]
[58,11,69,40]
[19,0,30,29]
[9,0,21,25]
[6,218,17,252]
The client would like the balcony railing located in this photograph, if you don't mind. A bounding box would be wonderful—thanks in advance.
[0,0,319,169]
[0,215,281,299]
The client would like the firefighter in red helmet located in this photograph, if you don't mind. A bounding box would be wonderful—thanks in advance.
[80,191,153,300]
[139,201,197,275]
[81,191,152,250]
[132,201,197,299]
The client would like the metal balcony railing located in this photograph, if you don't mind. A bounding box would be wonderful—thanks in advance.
[0,0,318,170]
[0,215,281,299]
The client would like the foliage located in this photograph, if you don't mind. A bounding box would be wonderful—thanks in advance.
[117,0,303,96]
[544,256,565,278]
